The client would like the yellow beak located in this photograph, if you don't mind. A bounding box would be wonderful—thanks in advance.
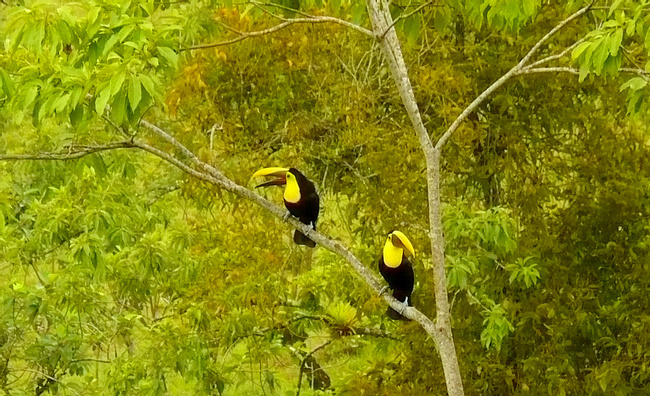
[252,167,290,178]
[391,231,415,257]
[252,167,290,188]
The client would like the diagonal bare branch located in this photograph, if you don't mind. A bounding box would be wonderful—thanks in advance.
[434,2,593,150]
[527,38,586,69]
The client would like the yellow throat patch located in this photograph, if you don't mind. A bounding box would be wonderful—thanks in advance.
[383,238,403,268]
[284,172,301,203]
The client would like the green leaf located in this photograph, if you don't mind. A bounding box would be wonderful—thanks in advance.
[69,105,83,127]
[241,3,255,18]
[123,41,141,50]
[117,25,135,43]
[608,0,623,16]
[95,85,111,115]
[591,39,609,74]
[434,9,450,34]
[620,77,648,92]
[0,68,15,97]
[139,74,156,96]
[403,14,421,44]
[330,0,340,14]
[111,90,127,124]
[609,29,623,55]
[572,41,592,60]
[350,2,365,25]
[102,34,121,57]
[128,77,142,111]
[157,46,178,68]
[22,85,39,108]
[109,71,126,96]
[53,93,70,113]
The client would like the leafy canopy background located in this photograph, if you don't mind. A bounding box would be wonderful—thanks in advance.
[1,0,650,394]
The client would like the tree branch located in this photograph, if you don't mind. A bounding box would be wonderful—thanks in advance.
[434,2,593,150]
[514,66,650,79]
[621,67,650,79]
[514,66,580,75]
[0,141,136,161]
[4,124,439,344]
[182,15,374,51]
[296,340,332,396]
[366,0,462,393]
[526,38,585,68]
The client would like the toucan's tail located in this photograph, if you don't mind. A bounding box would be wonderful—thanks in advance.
[294,230,316,247]
[386,289,411,321]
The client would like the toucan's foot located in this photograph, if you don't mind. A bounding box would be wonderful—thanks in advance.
[399,298,409,315]
[282,211,292,222]
[379,286,389,296]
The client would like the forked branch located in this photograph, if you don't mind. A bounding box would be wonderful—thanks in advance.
[435,2,594,150]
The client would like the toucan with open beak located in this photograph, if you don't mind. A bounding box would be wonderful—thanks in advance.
[252,167,320,247]
[379,230,415,320]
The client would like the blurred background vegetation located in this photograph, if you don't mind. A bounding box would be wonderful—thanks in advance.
[1,0,650,394]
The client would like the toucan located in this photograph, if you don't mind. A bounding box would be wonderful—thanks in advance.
[378,230,415,320]
[252,167,320,247]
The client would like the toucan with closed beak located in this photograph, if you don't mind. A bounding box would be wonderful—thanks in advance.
[378,230,415,320]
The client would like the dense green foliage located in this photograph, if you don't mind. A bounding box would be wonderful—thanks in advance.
[1,0,650,394]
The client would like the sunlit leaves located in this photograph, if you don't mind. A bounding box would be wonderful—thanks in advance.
[451,0,541,31]
[572,22,624,82]
[0,68,16,100]
[620,76,649,114]
[446,254,478,290]
[569,2,650,115]
[2,1,180,126]
[480,301,514,350]
[505,256,540,288]
[326,300,359,329]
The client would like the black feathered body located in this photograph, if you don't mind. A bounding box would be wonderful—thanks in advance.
[378,256,414,320]
[284,168,319,247]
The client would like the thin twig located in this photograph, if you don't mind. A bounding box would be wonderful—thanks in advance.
[182,17,374,51]
[0,141,136,161]
[250,0,320,19]
[380,1,440,38]
[620,67,650,79]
